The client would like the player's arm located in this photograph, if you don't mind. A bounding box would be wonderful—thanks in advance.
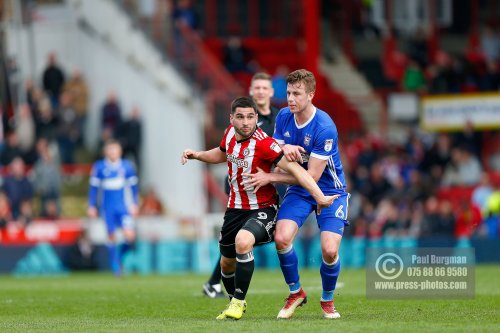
[87,164,100,218]
[276,157,337,212]
[244,156,327,189]
[181,147,226,165]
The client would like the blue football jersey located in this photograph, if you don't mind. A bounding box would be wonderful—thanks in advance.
[273,106,347,196]
[88,159,139,212]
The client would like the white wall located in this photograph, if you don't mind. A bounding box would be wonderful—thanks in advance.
[5,0,207,217]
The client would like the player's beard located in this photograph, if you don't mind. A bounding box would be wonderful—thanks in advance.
[234,124,256,139]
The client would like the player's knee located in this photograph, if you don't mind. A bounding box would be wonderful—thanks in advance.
[235,232,254,254]
[274,232,292,250]
[322,248,339,263]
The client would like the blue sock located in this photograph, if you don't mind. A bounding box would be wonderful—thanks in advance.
[320,257,341,301]
[277,245,301,292]
[119,242,131,258]
[107,243,121,274]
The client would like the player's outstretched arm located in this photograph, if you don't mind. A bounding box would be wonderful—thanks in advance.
[277,158,338,214]
[181,147,226,165]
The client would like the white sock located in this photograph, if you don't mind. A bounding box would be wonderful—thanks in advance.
[212,283,222,292]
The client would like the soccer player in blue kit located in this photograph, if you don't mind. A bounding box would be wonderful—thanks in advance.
[88,139,139,275]
[243,69,349,319]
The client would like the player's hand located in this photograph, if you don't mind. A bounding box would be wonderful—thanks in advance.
[87,206,98,218]
[316,194,340,215]
[282,144,306,163]
[241,167,271,194]
[181,149,198,165]
[129,205,139,218]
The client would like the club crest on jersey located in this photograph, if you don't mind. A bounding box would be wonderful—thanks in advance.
[324,139,333,152]
[304,134,312,146]
[270,142,282,153]
[243,148,250,156]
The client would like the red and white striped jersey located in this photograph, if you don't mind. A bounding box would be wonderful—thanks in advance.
[219,125,283,210]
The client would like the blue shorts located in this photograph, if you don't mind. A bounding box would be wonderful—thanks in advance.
[103,209,134,235]
[277,191,350,235]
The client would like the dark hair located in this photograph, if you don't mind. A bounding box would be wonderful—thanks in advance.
[231,96,258,114]
[286,69,316,93]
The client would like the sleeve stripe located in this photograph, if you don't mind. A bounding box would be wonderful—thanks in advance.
[310,152,331,160]
[127,176,139,185]
[272,152,285,165]
[275,139,285,145]
[89,177,101,186]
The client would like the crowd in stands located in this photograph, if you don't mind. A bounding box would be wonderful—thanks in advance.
[0,52,162,228]
[341,126,500,240]
[397,25,500,95]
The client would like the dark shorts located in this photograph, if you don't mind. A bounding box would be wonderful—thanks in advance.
[219,205,278,258]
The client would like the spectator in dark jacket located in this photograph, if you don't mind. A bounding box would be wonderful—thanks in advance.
[2,157,34,220]
[101,91,122,135]
[42,52,65,109]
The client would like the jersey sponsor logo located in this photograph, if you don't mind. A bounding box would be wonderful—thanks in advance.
[243,148,250,156]
[227,153,249,169]
[304,134,312,146]
[284,131,291,137]
[270,142,282,153]
[324,139,333,152]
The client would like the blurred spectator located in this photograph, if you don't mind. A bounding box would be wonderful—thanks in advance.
[172,0,198,30]
[2,157,34,220]
[6,57,21,109]
[0,191,11,229]
[42,52,65,109]
[364,162,392,205]
[402,60,426,92]
[56,91,80,164]
[222,36,253,73]
[480,25,500,63]
[116,106,142,169]
[272,65,288,106]
[18,199,33,226]
[65,231,98,271]
[35,98,58,142]
[63,68,89,144]
[455,200,482,238]
[140,187,164,216]
[14,103,35,155]
[101,91,122,135]
[0,131,22,166]
[419,133,452,178]
[137,0,156,33]
[453,120,482,159]
[482,191,500,238]
[421,198,455,237]
[33,138,62,217]
[407,27,429,68]
[472,172,494,213]
[442,147,482,186]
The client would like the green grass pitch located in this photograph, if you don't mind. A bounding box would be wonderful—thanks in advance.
[0,266,498,333]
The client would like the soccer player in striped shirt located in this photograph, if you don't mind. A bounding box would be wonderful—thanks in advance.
[181,96,337,320]
[243,69,349,319]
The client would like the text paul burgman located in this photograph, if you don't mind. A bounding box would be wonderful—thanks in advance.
[412,255,467,265]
